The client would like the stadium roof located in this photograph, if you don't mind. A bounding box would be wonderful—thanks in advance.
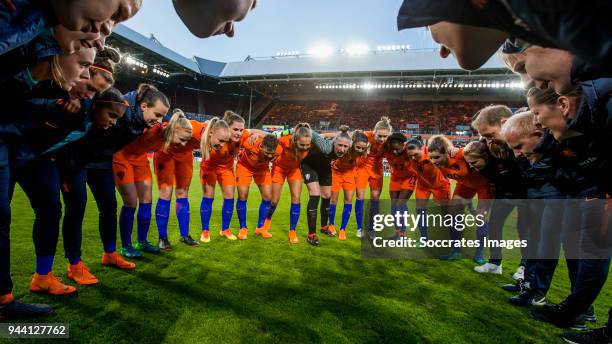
[219,50,507,80]
[112,25,201,74]
[111,25,514,83]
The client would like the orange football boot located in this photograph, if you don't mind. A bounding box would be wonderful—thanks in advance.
[67,261,99,285]
[238,228,248,240]
[30,273,77,295]
[101,252,136,269]
[328,225,337,236]
[200,230,211,243]
[220,229,237,240]
[288,230,299,244]
[255,219,273,238]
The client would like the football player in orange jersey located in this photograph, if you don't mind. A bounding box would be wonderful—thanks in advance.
[348,131,371,238]
[197,116,233,243]
[267,123,312,244]
[235,134,281,239]
[405,138,451,243]
[383,132,418,239]
[357,117,392,238]
[200,112,265,242]
[153,110,207,250]
[113,86,170,258]
[427,135,494,262]
[327,128,367,241]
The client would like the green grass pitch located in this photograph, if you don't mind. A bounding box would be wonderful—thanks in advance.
[4,163,612,343]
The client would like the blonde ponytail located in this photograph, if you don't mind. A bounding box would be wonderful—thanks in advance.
[163,109,193,152]
[222,110,244,127]
[200,117,229,161]
[291,122,312,160]
[374,116,392,132]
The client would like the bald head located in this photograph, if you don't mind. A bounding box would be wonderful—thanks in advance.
[501,111,543,161]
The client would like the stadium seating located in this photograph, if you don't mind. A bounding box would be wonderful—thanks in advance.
[259,100,524,134]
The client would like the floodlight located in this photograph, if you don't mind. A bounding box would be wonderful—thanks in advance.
[308,44,334,58]
[346,44,368,55]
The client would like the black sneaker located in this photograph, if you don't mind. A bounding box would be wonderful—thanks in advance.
[502,279,525,292]
[561,327,612,344]
[509,289,546,307]
[158,238,172,251]
[0,300,53,320]
[530,304,587,331]
[179,235,199,247]
[580,305,597,323]
[307,236,321,247]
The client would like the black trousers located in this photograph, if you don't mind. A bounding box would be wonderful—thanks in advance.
[61,164,117,259]
[13,158,62,258]
[0,144,11,295]
[487,199,530,265]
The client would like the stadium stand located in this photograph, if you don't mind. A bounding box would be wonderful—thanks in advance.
[258,100,524,135]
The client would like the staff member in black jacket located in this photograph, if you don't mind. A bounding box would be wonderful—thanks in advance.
[1,88,126,298]
[470,105,529,278]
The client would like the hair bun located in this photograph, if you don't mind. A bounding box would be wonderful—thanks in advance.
[99,46,121,63]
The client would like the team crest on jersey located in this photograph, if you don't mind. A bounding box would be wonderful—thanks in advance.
[451,164,460,170]
[305,173,311,180]
[560,149,577,158]
[117,171,125,180]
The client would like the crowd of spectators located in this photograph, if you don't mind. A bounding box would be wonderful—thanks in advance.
[259,100,524,134]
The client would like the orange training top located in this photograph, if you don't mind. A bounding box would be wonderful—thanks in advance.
[360,131,385,170]
[117,123,165,158]
[332,152,359,173]
[162,120,208,162]
[384,151,415,179]
[408,148,449,190]
[274,135,309,170]
[436,148,489,189]
[201,129,251,169]
[238,135,282,170]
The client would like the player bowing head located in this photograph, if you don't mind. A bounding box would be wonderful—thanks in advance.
[199,117,237,242]
[357,117,392,238]
[427,135,494,263]
[90,87,128,129]
[268,123,312,244]
[236,133,281,240]
[349,130,369,238]
[153,110,202,250]
[325,126,359,241]
[463,141,489,172]
[404,137,451,242]
[383,132,417,239]
[69,47,121,101]
[136,84,170,128]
